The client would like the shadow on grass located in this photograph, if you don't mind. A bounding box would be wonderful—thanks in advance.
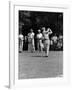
[30,55,48,58]
[4,85,10,89]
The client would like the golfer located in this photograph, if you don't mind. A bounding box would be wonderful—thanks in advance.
[42,27,52,57]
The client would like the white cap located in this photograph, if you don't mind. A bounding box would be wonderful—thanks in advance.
[38,29,41,32]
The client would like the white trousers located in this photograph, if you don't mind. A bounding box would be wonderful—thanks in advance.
[44,39,50,56]
[19,39,23,52]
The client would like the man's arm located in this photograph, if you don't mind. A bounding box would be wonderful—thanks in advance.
[32,33,35,38]
[47,28,52,34]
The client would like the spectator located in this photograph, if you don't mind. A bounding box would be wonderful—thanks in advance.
[36,29,44,52]
[27,29,35,52]
[51,34,58,50]
[57,34,63,50]
[19,33,24,52]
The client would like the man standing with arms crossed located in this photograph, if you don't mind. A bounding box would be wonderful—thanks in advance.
[27,29,35,52]
[42,27,52,57]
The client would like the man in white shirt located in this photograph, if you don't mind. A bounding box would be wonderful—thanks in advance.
[36,29,44,52]
[19,33,24,52]
[28,29,35,52]
[42,27,52,57]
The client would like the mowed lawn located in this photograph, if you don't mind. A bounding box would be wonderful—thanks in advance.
[18,51,63,79]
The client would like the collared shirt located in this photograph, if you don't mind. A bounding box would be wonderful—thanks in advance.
[37,33,43,40]
[28,32,35,39]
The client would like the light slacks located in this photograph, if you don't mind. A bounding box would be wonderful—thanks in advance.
[44,39,50,56]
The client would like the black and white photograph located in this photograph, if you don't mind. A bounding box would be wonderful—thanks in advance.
[18,10,63,79]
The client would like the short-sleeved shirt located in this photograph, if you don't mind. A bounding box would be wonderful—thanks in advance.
[28,32,35,39]
[19,34,24,41]
[37,33,43,40]
[28,32,35,43]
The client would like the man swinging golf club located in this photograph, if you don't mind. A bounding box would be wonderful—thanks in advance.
[42,27,52,57]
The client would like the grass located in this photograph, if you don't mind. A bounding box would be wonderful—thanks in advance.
[19,51,63,79]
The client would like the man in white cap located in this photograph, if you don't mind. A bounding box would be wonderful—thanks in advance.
[28,29,35,52]
[42,27,52,57]
[36,29,44,52]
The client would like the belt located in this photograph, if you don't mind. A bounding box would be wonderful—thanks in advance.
[44,39,49,40]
